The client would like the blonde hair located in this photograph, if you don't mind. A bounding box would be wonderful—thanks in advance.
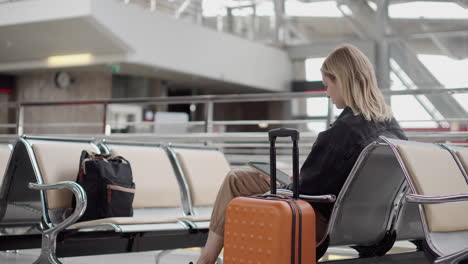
[321,44,393,122]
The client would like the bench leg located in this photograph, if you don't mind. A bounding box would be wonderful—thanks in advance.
[33,232,62,264]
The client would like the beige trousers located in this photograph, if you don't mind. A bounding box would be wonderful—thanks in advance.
[209,168,329,243]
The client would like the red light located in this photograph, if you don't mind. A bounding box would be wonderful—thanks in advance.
[0,88,12,94]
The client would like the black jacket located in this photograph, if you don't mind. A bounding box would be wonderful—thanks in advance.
[285,107,407,218]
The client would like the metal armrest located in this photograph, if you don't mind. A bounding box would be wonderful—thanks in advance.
[276,189,336,203]
[29,181,87,231]
[28,181,87,263]
[406,193,468,204]
[299,194,336,203]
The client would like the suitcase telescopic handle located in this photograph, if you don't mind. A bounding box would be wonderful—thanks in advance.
[268,128,299,142]
[268,128,300,199]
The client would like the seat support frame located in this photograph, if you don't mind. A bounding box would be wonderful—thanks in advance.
[29,181,87,264]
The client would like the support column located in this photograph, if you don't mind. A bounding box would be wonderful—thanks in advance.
[291,60,308,117]
[226,7,234,34]
[375,0,391,104]
[151,80,168,112]
[291,60,310,131]
[273,0,287,46]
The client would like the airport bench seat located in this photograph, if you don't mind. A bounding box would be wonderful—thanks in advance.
[6,138,212,264]
[315,140,408,258]
[169,140,425,259]
[166,146,231,227]
[2,135,448,263]
[383,137,468,264]
[0,137,100,251]
[304,137,426,259]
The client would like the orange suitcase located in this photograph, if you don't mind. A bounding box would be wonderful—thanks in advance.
[224,128,316,264]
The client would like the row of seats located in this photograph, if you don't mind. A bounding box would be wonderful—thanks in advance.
[0,136,428,262]
[0,136,231,263]
[1,135,468,263]
[382,137,468,264]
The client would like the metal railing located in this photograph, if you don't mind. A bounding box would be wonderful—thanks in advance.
[15,90,332,136]
[5,84,468,167]
[0,87,466,147]
[8,87,468,137]
[122,0,203,23]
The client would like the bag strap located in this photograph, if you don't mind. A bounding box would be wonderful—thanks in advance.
[77,150,90,181]
[80,151,115,175]
[110,156,130,164]
[90,153,112,160]
[78,150,89,169]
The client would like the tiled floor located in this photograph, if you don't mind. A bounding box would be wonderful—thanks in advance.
[0,241,424,264]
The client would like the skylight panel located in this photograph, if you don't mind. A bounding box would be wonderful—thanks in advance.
[390,72,406,91]
[305,57,326,81]
[417,54,468,113]
[389,2,468,19]
[418,55,468,112]
[202,0,227,16]
[418,55,468,88]
[305,57,329,118]
[307,97,329,116]
[390,58,447,127]
[286,0,343,17]
[453,94,468,113]
[391,96,438,128]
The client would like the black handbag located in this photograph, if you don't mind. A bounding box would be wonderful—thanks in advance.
[73,150,135,222]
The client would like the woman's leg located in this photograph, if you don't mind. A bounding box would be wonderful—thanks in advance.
[196,168,270,264]
[315,211,330,260]
[315,211,329,243]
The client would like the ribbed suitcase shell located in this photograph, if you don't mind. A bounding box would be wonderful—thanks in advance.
[224,196,316,264]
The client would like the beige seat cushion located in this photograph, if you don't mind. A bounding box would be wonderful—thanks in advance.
[455,148,468,176]
[69,215,179,229]
[109,145,181,208]
[397,143,468,232]
[31,140,98,209]
[0,146,11,185]
[175,149,230,207]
